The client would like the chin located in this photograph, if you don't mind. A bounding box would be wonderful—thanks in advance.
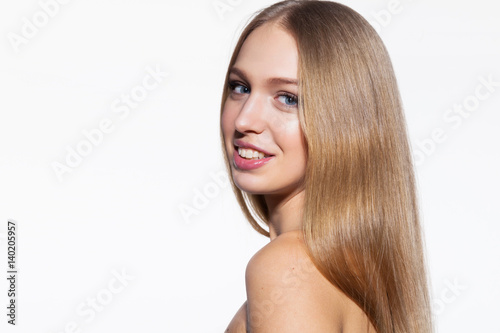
[232,174,270,195]
[233,175,301,198]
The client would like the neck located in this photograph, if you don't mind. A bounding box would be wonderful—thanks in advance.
[264,189,305,241]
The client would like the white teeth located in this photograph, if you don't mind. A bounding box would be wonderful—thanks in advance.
[237,147,267,160]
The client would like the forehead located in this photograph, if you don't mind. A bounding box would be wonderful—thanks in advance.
[233,23,298,80]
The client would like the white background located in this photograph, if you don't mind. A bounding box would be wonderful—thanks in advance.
[0,0,499,332]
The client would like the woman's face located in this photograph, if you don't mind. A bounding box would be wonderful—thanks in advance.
[221,23,307,197]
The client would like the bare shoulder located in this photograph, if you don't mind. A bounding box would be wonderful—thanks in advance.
[225,301,247,333]
[245,230,344,332]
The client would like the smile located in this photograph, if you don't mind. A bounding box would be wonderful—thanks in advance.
[233,149,274,170]
[237,147,269,160]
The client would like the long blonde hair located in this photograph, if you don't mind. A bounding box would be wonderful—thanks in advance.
[219,1,433,332]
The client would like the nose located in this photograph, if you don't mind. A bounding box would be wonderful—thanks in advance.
[234,92,266,135]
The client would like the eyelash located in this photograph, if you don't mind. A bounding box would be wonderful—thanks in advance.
[228,80,299,108]
[278,92,299,107]
[228,81,249,94]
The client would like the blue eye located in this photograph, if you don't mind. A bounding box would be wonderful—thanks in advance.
[229,81,250,94]
[277,94,298,107]
[235,85,250,94]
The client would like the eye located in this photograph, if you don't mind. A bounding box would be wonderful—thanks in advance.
[228,81,250,94]
[277,93,298,107]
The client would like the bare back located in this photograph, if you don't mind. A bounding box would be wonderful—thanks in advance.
[225,230,377,332]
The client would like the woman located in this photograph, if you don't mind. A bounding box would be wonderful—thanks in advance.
[220,1,433,332]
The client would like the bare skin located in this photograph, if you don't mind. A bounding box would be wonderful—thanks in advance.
[222,22,377,332]
[225,230,377,333]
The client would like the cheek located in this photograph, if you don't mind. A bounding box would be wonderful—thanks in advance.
[221,104,234,137]
[221,102,238,158]
[289,130,307,165]
[274,116,306,158]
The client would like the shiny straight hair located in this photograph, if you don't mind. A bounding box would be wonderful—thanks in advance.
[219,1,433,332]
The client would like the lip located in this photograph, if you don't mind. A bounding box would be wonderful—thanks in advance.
[233,139,274,157]
[233,149,274,170]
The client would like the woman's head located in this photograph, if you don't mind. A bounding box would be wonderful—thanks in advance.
[220,1,432,332]
[220,0,405,237]
[221,21,307,202]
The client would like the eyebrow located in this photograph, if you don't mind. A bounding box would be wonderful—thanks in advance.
[229,67,298,86]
